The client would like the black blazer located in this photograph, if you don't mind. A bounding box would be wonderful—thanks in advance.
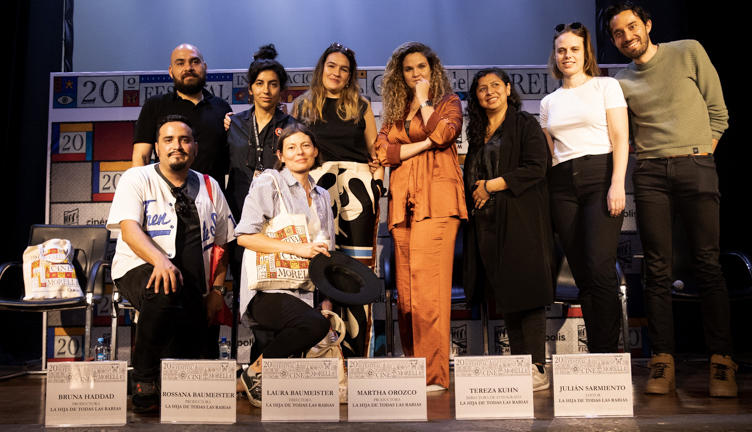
[462,106,555,313]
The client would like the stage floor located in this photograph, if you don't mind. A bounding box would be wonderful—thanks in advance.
[1,355,750,431]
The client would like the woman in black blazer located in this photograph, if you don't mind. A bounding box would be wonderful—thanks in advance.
[463,67,554,392]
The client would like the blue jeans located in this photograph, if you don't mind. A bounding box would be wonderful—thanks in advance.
[550,153,624,353]
[633,155,732,356]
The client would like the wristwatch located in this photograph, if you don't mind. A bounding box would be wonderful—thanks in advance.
[419,100,433,109]
[211,285,227,295]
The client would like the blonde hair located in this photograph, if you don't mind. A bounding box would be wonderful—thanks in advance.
[292,44,366,124]
[380,42,453,126]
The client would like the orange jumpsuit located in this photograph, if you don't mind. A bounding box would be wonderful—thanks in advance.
[375,94,467,387]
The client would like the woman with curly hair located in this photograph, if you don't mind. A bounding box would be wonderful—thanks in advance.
[463,68,554,391]
[292,43,383,359]
[540,23,628,354]
[375,41,466,391]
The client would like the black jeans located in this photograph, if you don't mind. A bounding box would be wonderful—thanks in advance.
[633,155,732,356]
[550,153,624,353]
[116,263,206,383]
[503,307,547,364]
[249,292,329,359]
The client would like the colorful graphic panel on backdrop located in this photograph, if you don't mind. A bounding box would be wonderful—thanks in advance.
[47,67,566,225]
[48,66,641,363]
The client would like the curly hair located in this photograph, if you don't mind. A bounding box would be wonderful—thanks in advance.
[380,42,454,126]
[548,24,600,80]
[465,68,521,150]
[292,43,366,125]
[247,44,288,94]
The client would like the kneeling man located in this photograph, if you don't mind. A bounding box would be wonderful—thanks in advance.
[107,115,235,413]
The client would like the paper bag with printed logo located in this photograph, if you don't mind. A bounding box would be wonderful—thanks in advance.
[22,238,83,300]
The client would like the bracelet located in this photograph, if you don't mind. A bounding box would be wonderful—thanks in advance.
[483,180,492,195]
[212,285,227,295]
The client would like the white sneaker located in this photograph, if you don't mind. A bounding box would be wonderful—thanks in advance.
[426,384,447,392]
[532,364,550,392]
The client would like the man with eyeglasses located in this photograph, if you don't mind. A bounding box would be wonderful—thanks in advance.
[606,2,735,397]
[108,115,235,413]
[132,44,233,189]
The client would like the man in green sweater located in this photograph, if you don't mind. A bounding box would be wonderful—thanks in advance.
[606,1,736,398]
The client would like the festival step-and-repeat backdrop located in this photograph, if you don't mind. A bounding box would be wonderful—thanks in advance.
[46,65,646,364]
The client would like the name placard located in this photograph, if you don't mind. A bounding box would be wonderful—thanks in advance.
[454,355,534,419]
[262,358,339,422]
[553,353,633,417]
[45,361,127,427]
[160,360,236,424]
[347,357,427,422]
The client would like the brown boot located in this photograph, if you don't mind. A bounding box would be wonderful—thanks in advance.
[709,354,738,398]
[645,353,675,394]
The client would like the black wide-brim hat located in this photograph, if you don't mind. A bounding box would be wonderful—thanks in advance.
[309,251,382,306]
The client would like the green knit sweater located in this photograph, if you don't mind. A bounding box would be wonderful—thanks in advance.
[615,40,728,159]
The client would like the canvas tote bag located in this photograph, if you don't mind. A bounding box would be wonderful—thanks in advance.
[22,238,84,300]
[246,173,314,291]
[306,310,348,403]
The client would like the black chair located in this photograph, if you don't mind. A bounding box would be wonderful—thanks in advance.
[109,281,134,361]
[669,218,752,301]
[718,251,752,300]
[383,225,490,357]
[632,218,752,358]
[671,251,752,301]
[0,225,110,372]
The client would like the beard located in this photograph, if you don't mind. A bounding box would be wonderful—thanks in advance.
[621,37,650,60]
[168,159,188,172]
[173,72,206,95]
[164,150,190,172]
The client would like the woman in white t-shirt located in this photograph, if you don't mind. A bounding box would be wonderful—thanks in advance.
[540,22,629,353]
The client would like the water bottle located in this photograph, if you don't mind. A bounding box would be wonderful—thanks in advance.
[219,337,231,360]
[95,337,110,361]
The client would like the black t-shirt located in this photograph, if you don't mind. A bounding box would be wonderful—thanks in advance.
[226,106,298,219]
[154,165,205,295]
[306,98,369,163]
[133,89,233,187]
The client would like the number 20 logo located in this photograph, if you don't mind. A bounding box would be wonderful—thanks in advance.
[80,79,120,105]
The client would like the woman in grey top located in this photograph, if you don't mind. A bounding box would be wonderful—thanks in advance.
[234,124,335,408]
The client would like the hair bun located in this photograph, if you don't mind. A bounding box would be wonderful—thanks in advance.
[253,44,278,61]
